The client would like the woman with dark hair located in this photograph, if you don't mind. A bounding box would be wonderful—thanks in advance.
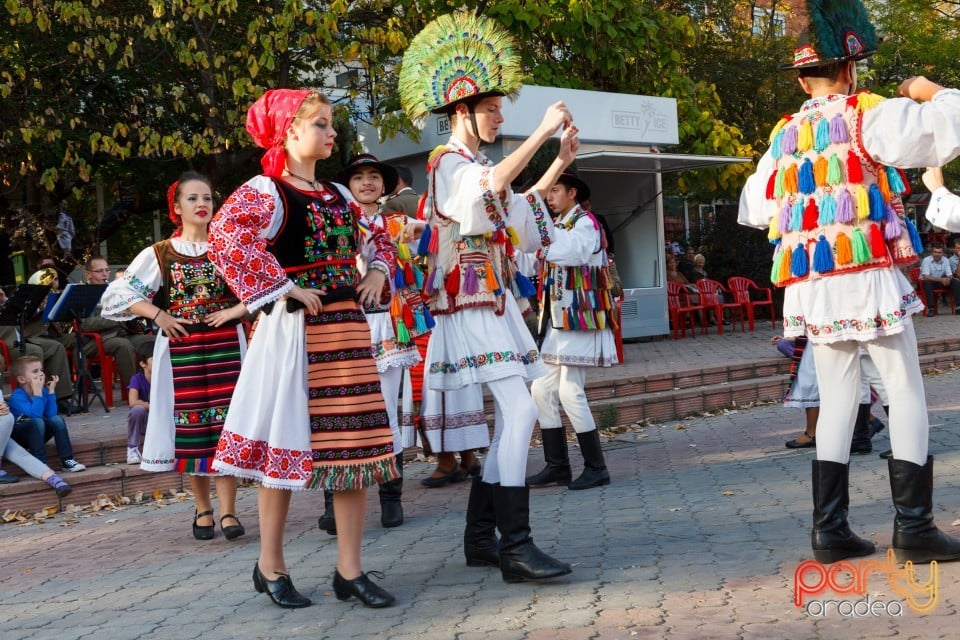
[101,171,248,543]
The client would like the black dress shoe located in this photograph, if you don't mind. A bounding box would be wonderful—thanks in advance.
[192,510,215,540]
[332,569,395,608]
[785,434,815,449]
[421,465,461,488]
[458,461,482,482]
[879,449,893,459]
[220,514,245,540]
[253,563,312,608]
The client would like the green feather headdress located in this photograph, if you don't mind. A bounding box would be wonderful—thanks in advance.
[781,0,878,70]
[399,12,524,125]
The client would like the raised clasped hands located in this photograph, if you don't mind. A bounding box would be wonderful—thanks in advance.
[540,101,573,137]
[558,125,580,165]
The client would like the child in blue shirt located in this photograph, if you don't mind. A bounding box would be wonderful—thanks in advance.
[8,355,85,473]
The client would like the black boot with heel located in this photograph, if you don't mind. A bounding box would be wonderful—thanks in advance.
[569,430,611,490]
[464,476,499,567]
[849,404,873,455]
[888,455,960,563]
[811,460,875,564]
[379,454,404,528]
[493,484,572,583]
[317,490,336,535]
[525,429,571,487]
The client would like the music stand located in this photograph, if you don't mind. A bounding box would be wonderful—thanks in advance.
[0,284,52,357]
[46,283,109,414]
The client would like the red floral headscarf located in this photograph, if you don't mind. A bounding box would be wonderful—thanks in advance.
[246,88,312,177]
[166,180,182,238]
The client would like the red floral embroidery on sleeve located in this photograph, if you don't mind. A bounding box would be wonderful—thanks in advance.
[209,183,290,307]
[357,206,397,277]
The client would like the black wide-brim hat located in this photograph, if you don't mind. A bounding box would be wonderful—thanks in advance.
[335,154,398,195]
[556,170,591,204]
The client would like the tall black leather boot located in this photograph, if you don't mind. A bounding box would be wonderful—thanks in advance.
[811,459,875,564]
[379,454,404,528]
[317,490,336,535]
[569,429,611,490]
[493,484,572,583]
[463,477,499,567]
[849,404,873,455]
[525,428,571,486]
[889,455,960,563]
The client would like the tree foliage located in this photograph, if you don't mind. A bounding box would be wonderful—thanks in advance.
[0,0,355,265]
[0,0,773,271]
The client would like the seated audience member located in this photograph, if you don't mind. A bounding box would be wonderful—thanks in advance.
[126,341,154,464]
[690,253,709,282]
[677,246,698,282]
[58,256,153,391]
[919,243,960,317]
[1,389,72,495]
[949,238,960,275]
[0,287,74,406]
[8,356,86,472]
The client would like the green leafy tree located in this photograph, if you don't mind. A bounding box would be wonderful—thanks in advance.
[0,0,356,265]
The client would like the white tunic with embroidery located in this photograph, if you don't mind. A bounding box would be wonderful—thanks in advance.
[739,89,960,344]
[423,137,552,390]
[538,204,618,367]
[100,239,248,473]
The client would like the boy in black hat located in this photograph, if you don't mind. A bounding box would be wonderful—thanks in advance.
[528,170,618,491]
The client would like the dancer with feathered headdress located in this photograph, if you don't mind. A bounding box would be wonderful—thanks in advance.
[740,0,960,564]
[400,11,578,583]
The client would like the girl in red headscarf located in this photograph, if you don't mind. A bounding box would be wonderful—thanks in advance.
[101,170,249,542]
[207,90,398,609]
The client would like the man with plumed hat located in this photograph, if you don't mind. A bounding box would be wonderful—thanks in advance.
[739,0,960,564]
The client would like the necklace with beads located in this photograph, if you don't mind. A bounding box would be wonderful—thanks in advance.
[285,170,320,191]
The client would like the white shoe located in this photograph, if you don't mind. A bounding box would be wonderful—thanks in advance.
[61,459,86,472]
[126,448,142,465]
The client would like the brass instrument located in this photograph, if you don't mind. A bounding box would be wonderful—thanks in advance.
[30,266,59,288]
[29,267,73,336]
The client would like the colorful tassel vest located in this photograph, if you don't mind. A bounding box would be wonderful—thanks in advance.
[381,211,435,342]
[539,206,617,332]
[420,144,543,316]
[765,92,920,288]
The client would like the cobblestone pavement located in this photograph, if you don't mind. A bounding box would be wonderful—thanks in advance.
[4,359,960,638]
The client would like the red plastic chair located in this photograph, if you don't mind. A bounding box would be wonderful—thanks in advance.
[695,278,746,335]
[72,322,124,408]
[0,339,14,392]
[667,281,706,339]
[728,276,776,331]
[910,266,956,315]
